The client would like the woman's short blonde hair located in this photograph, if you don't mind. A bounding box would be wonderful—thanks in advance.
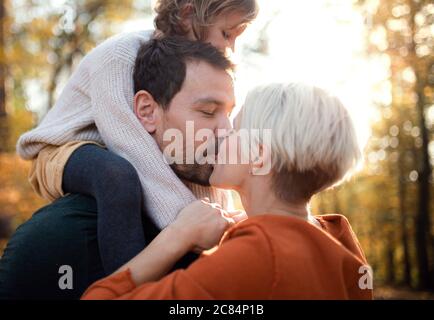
[154,0,258,40]
[240,83,363,204]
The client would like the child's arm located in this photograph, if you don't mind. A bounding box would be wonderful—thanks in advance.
[89,53,196,230]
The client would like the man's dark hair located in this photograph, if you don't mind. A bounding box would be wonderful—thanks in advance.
[133,36,234,109]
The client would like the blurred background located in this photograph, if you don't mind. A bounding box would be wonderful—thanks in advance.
[0,0,432,299]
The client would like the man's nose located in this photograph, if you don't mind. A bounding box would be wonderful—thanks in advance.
[214,117,232,140]
[217,116,232,132]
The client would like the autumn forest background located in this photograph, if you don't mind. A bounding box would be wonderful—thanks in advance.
[0,0,433,299]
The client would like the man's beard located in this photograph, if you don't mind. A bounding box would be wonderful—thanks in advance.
[170,137,220,186]
[170,163,214,186]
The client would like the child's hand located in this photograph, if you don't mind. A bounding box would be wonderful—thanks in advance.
[169,198,234,253]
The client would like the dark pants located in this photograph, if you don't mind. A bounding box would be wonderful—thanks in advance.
[0,194,198,300]
[63,144,146,275]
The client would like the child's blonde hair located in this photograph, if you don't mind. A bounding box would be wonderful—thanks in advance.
[154,0,258,40]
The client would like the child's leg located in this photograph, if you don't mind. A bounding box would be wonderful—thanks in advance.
[62,144,145,275]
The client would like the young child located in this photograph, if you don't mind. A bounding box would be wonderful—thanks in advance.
[16,0,258,274]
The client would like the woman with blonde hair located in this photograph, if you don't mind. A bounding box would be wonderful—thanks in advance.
[82,83,373,300]
[14,0,258,275]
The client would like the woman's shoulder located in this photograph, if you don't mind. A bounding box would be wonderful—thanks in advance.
[222,215,272,243]
[218,215,291,256]
[224,214,363,260]
[214,217,276,263]
[225,214,311,238]
[315,214,368,262]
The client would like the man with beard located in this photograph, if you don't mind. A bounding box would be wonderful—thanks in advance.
[0,36,237,299]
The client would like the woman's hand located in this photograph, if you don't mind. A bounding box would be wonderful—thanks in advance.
[169,198,239,253]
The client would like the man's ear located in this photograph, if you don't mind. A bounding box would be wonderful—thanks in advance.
[134,90,161,134]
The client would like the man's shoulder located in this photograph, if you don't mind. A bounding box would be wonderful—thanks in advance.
[42,194,97,213]
[5,194,99,263]
[0,194,104,299]
[27,194,98,224]
[0,194,103,299]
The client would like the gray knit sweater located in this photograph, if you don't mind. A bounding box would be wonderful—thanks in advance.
[16,30,232,229]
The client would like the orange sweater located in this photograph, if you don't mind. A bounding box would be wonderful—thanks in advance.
[82,214,373,300]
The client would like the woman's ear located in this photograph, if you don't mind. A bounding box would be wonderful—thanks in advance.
[250,144,272,176]
[134,90,160,134]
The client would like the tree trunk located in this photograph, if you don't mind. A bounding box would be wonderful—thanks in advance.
[407,0,432,290]
[0,0,8,152]
[398,153,412,287]
[414,72,432,290]
[0,0,5,116]
[386,233,396,284]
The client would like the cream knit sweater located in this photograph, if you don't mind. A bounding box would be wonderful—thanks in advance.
[16,30,232,229]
